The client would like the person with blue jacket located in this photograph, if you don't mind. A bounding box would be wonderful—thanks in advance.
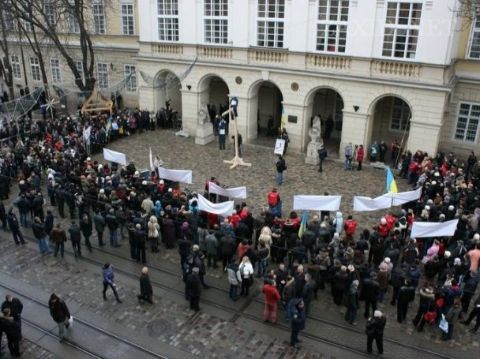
[102,263,122,303]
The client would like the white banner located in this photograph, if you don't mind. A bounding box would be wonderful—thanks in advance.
[197,194,235,217]
[293,195,341,211]
[208,182,247,199]
[353,195,393,212]
[383,187,422,206]
[274,139,286,155]
[410,219,459,238]
[103,148,127,166]
[158,167,193,184]
[149,147,155,171]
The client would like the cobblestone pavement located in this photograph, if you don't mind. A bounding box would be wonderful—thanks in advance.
[0,130,478,358]
[1,337,58,359]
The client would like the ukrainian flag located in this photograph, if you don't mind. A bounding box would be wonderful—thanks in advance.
[298,211,308,239]
[281,104,287,131]
[386,166,398,193]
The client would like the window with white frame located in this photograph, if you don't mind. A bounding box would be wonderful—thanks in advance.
[45,1,57,26]
[157,0,179,41]
[30,57,41,81]
[92,0,106,34]
[51,59,61,83]
[455,102,480,142]
[257,0,285,48]
[316,0,349,53]
[75,61,84,83]
[204,0,228,44]
[11,55,21,79]
[468,17,480,59]
[96,63,108,89]
[124,65,137,92]
[3,7,15,31]
[390,97,411,131]
[67,11,80,33]
[122,3,135,35]
[382,2,422,59]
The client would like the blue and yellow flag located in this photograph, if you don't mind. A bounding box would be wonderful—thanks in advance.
[386,166,398,193]
[298,211,308,239]
[281,104,287,131]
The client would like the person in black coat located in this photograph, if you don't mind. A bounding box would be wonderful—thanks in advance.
[397,280,415,323]
[185,267,202,311]
[366,310,386,354]
[1,295,23,340]
[0,201,7,230]
[0,308,21,357]
[134,224,147,264]
[137,267,153,304]
[68,221,82,258]
[290,298,306,347]
[7,209,25,245]
[48,293,71,341]
[362,274,380,319]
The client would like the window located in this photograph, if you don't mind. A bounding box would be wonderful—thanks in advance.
[257,0,285,48]
[51,59,61,83]
[382,2,422,59]
[11,55,21,79]
[124,65,137,92]
[122,3,135,35]
[67,11,80,33]
[75,61,84,82]
[3,7,15,31]
[204,0,228,44]
[157,0,179,41]
[468,18,480,59]
[93,0,106,34]
[390,98,411,131]
[455,103,480,142]
[45,1,57,26]
[96,63,108,89]
[316,0,349,53]
[23,20,34,32]
[30,57,41,81]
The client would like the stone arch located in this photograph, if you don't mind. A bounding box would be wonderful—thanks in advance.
[153,69,182,116]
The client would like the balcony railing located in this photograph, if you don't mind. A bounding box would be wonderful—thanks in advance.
[197,46,233,59]
[151,43,183,55]
[249,48,289,63]
[306,54,352,70]
[370,60,422,78]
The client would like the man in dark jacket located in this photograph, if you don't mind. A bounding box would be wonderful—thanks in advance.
[137,267,153,304]
[50,223,67,258]
[397,280,415,323]
[185,267,202,311]
[32,217,50,254]
[7,209,25,245]
[134,224,147,264]
[48,293,71,341]
[68,221,82,258]
[178,237,192,270]
[289,298,306,347]
[1,295,23,340]
[366,310,386,354]
[106,209,120,247]
[16,195,30,227]
[362,274,380,318]
[93,211,106,246]
[0,308,21,357]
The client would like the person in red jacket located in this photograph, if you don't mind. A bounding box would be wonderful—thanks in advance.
[378,218,389,238]
[356,145,365,170]
[344,215,358,240]
[263,280,281,323]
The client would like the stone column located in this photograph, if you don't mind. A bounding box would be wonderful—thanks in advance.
[407,122,441,156]
[339,111,369,158]
[181,89,199,135]
[138,86,154,111]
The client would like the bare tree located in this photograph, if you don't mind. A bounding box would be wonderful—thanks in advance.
[0,1,15,99]
[11,0,103,94]
[455,0,480,22]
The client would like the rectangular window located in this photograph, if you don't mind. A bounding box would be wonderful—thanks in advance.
[3,7,15,31]
[51,59,61,83]
[124,65,137,92]
[96,63,108,89]
[390,97,411,131]
[75,61,84,83]
[469,18,480,59]
[67,11,80,33]
[257,0,285,48]
[45,1,57,26]
[383,2,422,59]
[316,0,349,53]
[93,0,106,34]
[455,102,480,142]
[11,55,21,79]
[204,0,228,44]
[30,57,41,81]
[122,3,135,35]
[23,20,34,32]
[158,0,179,41]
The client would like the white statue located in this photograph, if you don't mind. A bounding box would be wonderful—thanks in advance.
[195,104,214,145]
[305,116,324,165]
[197,104,210,125]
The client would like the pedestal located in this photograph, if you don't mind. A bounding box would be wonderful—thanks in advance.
[305,141,323,165]
[195,123,214,145]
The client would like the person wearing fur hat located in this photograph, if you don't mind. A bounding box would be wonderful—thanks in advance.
[366,310,386,354]
[412,286,435,330]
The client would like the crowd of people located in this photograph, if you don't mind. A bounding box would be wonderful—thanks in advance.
[0,105,479,355]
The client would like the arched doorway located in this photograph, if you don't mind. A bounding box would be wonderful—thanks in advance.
[154,70,182,117]
[198,75,230,127]
[305,88,344,157]
[368,96,411,163]
[248,81,283,145]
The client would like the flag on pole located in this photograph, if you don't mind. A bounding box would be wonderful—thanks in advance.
[149,147,154,171]
[281,104,287,131]
[298,211,308,239]
[386,167,398,193]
